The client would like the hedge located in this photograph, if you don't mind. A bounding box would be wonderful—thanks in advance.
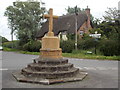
[99,40,120,56]
[23,40,41,52]
[3,41,19,49]
[60,40,74,53]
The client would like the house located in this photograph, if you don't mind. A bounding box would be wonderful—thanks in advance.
[36,7,93,40]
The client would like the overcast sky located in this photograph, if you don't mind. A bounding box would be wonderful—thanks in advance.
[0,0,119,40]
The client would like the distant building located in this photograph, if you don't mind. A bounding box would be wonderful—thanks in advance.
[36,7,93,40]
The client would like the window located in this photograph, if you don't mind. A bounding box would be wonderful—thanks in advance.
[80,31,84,35]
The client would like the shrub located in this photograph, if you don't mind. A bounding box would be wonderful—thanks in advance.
[99,40,120,56]
[23,40,41,52]
[60,40,74,53]
[77,40,85,50]
[0,36,9,45]
[3,41,19,49]
[2,37,9,43]
[77,38,99,50]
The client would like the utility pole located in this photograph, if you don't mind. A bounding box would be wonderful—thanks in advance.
[11,32,13,48]
[75,5,78,50]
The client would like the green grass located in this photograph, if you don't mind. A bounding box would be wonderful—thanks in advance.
[3,47,120,61]
[3,47,19,52]
[3,47,40,55]
[62,53,119,60]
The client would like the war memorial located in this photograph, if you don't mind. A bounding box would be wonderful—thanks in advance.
[12,8,88,85]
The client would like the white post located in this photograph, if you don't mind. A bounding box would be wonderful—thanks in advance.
[75,6,78,50]
[75,15,77,50]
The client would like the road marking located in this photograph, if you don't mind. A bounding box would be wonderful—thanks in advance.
[96,67,108,70]
[0,67,117,71]
[83,67,97,70]
[76,67,118,70]
[0,68,8,71]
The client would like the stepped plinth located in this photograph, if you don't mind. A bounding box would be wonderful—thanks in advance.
[13,57,87,84]
[13,8,88,85]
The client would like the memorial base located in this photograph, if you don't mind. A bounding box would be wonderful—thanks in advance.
[40,49,62,59]
[13,58,88,85]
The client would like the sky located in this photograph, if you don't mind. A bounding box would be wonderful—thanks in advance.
[0,0,119,41]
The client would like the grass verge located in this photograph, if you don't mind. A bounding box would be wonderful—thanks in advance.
[62,53,119,60]
[3,47,120,61]
[3,47,40,55]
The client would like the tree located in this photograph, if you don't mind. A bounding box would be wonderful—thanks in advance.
[103,7,118,22]
[92,18,101,28]
[65,6,83,15]
[0,36,9,43]
[4,1,46,45]
[89,28,103,34]
[65,6,94,21]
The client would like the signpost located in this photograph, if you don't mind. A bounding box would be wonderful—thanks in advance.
[89,31,101,54]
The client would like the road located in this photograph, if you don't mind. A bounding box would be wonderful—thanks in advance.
[0,51,119,88]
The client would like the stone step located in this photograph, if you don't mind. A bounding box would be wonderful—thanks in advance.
[21,67,79,79]
[27,63,73,72]
[33,58,68,65]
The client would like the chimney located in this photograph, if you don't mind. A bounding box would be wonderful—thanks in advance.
[85,6,90,20]
[85,6,92,30]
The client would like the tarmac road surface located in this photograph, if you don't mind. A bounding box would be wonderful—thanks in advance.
[0,51,119,88]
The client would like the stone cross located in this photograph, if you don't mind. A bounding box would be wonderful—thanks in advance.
[43,8,58,36]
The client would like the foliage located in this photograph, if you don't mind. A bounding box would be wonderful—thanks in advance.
[3,47,119,60]
[82,33,91,40]
[65,6,83,15]
[67,34,75,40]
[60,40,74,53]
[23,40,41,52]
[100,7,120,40]
[0,36,9,44]
[66,34,80,40]
[77,40,85,50]
[65,6,94,22]
[3,41,19,49]
[78,38,99,50]
[4,1,46,45]
[103,7,119,22]
[3,47,40,55]
[91,18,100,29]
[99,39,120,56]
[89,7,120,56]
[89,28,103,34]
[98,21,120,40]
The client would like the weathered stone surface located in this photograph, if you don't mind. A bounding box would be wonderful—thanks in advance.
[27,63,73,72]
[13,70,88,85]
[34,58,68,65]
[40,49,62,59]
[13,57,88,84]
[41,36,60,50]
[22,68,79,79]
[40,35,62,59]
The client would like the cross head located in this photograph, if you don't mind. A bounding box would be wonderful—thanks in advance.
[43,8,58,36]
